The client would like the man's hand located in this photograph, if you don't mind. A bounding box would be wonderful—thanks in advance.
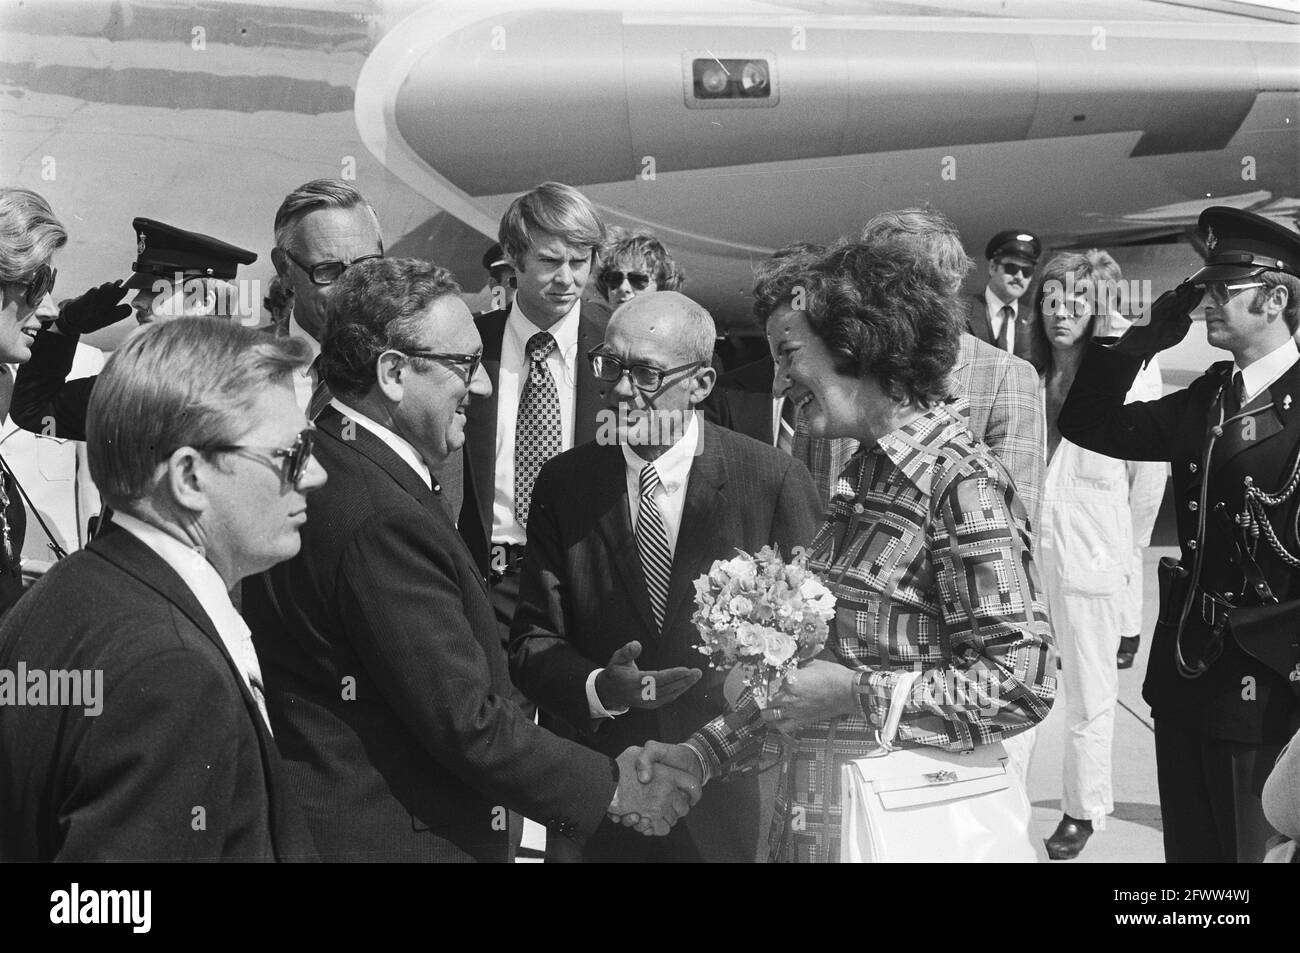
[1112,282,1202,362]
[761,659,857,735]
[595,640,702,711]
[607,745,701,836]
[56,281,132,336]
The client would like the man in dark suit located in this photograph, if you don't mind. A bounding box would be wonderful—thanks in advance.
[510,292,822,861]
[965,228,1047,374]
[1061,207,1300,862]
[0,318,321,860]
[463,183,609,691]
[243,258,700,862]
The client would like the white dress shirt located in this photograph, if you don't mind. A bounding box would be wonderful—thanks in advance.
[112,510,272,732]
[1235,337,1299,406]
[288,313,322,414]
[491,297,581,545]
[985,286,1019,353]
[586,413,701,719]
[331,398,433,490]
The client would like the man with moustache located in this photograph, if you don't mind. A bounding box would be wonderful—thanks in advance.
[510,291,821,862]
[966,228,1047,374]
[0,318,322,860]
[243,258,700,862]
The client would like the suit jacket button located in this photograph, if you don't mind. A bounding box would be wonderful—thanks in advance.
[1188,539,1198,550]
[1189,462,1198,473]
[1188,501,1198,512]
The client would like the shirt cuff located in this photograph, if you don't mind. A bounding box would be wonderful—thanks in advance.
[586,669,630,720]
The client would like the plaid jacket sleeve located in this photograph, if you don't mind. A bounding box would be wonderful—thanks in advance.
[980,352,1045,530]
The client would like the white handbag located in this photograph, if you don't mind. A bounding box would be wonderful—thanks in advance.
[840,672,1040,863]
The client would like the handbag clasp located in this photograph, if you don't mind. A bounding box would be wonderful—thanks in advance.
[923,769,958,785]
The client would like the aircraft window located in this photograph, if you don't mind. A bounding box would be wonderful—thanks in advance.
[685,55,777,108]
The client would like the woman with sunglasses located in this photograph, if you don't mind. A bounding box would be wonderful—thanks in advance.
[0,187,67,613]
[598,230,686,310]
[1033,249,1166,860]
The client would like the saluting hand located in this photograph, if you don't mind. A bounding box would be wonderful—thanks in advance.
[56,280,133,336]
[1112,281,1202,362]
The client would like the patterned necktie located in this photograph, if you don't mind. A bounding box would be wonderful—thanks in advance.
[995,305,1015,352]
[307,355,331,421]
[514,332,562,524]
[776,397,796,455]
[636,464,672,632]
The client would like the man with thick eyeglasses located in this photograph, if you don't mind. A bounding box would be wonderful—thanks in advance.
[510,291,820,862]
[243,257,701,862]
[1061,206,1300,863]
[0,318,324,860]
[965,228,1047,373]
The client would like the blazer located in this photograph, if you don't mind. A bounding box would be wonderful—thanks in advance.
[796,334,1045,525]
[242,406,618,862]
[461,304,609,548]
[1060,343,1300,745]
[965,292,1048,374]
[0,524,316,861]
[509,421,822,861]
[705,356,780,445]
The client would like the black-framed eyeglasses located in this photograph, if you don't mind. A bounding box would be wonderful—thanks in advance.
[602,270,652,291]
[998,261,1033,278]
[1191,281,1266,305]
[5,263,57,307]
[391,348,483,384]
[200,427,317,485]
[588,349,703,393]
[283,246,384,286]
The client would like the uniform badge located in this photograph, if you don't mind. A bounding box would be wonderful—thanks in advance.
[1284,395,1293,411]
[137,232,147,256]
[1206,226,1217,253]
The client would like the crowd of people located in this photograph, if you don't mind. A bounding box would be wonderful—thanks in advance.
[0,177,1297,864]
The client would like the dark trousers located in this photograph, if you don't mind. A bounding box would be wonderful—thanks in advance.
[1153,718,1281,862]
[490,562,536,860]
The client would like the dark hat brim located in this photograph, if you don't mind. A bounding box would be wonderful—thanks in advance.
[1186,262,1269,285]
[123,272,156,290]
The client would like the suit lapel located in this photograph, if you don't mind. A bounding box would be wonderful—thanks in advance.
[967,294,993,344]
[592,444,658,635]
[467,310,507,533]
[662,423,727,640]
[574,305,609,446]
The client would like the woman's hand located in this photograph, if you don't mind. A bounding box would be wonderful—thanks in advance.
[761,659,858,734]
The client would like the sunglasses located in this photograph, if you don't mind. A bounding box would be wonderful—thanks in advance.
[391,348,483,385]
[1190,281,1266,305]
[588,349,703,393]
[201,427,317,485]
[998,261,1033,278]
[602,270,652,291]
[283,246,384,286]
[7,263,57,307]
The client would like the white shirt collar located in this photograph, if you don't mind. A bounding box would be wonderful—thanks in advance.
[1235,337,1300,404]
[621,411,700,493]
[507,296,581,367]
[985,285,1017,320]
[287,313,321,363]
[329,398,433,490]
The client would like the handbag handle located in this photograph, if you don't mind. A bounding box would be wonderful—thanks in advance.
[874,671,922,752]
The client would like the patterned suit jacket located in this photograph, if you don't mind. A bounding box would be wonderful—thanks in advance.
[796,333,1045,527]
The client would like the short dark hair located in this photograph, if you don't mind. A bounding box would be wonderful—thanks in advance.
[320,257,462,399]
[751,242,827,325]
[769,238,961,407]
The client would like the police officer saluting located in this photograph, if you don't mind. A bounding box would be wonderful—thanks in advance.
[11,217,256,443]
[1060,207,1300,863]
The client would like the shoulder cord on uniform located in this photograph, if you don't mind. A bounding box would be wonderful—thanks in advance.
[1239,444,1300,569]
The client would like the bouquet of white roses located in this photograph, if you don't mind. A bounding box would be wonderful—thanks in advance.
[692,545,836,709]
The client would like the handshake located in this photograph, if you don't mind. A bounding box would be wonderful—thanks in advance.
[607,741,707,836]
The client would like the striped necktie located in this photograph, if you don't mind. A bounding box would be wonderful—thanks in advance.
[636,463,672,631]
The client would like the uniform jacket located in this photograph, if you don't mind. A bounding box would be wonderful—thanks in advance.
[0,524,316,861]
[1059,342,1300,744]
[509,421,821,861]
[242,406,617,862]
[460,304,609,551]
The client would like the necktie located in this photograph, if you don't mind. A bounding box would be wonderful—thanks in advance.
[228,612,273,734]
[1224,371,1245,419]
[995,305,1015,353]
[514,332,561,525]
[636,464,672,631]
[307,356,331,421]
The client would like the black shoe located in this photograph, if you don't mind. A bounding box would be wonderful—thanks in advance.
[1045,816,1094,860]
[1117,635,1140,670]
